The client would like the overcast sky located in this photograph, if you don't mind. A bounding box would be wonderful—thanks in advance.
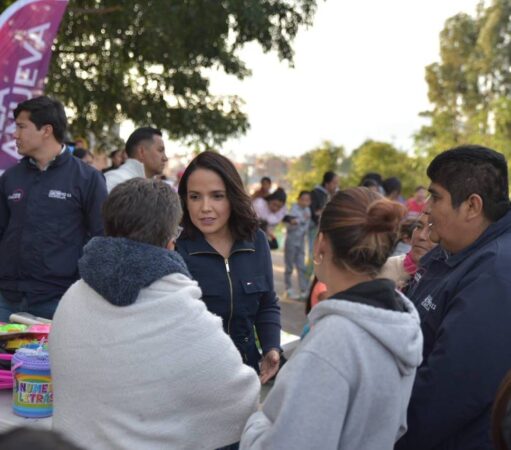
[206,0,481,159]
[120,0,482,161]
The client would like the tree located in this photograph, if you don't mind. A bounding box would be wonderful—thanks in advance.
[415,0,511,159]
[1,0,317,147]
[286,141,344,202]
[345,140,428,198]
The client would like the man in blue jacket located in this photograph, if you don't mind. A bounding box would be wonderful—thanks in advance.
[0,96,107,321]
[396,145,511,450]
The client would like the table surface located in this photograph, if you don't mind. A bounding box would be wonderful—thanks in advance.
[0,389,52,432]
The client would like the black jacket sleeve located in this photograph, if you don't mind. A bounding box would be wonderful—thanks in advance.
[84,170,108,237]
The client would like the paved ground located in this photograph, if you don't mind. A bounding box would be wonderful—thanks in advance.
[270,249,307,337]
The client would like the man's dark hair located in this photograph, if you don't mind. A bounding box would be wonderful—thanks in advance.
[125,127,162,158]
[383,177,402,196]
[0,427,82,450]
[360,172,383,186]
[261,176,271,184]
[103,178,182,247]
[14,96,67,143]
[298,190,311,199]
[427,145,510,222]
[322,171,337,186]
[178,151,259,241]
[360,178,380,189]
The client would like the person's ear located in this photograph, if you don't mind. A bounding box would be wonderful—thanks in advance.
[464,193,484,221]
[313,232,326,265]
[166,239,175,251]
[42,124,53,139]
[135,144,147,162]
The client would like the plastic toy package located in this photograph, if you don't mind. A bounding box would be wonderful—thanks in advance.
[0,322,51,353]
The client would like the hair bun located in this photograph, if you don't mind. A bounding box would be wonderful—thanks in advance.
[365,199,406,233]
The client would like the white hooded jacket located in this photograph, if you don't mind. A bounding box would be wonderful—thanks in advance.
[50,237,260,450]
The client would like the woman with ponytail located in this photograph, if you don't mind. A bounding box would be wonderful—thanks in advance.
[241,187,423,450]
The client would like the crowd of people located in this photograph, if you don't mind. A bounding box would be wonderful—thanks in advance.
[0,95,511,450]
[251,168,429,302]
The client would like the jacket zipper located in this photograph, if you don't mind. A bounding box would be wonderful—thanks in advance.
[224,249,254,355]
[225,258,234,335]
[224,259,247,362]
[188,248,255,341]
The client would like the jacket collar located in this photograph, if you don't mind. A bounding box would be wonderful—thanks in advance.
[25,145,70,171]
[180,232,255,256]
[331,279,405,312]
[79,237,190,306]
[421,209,511,269]
[121,158,146,177]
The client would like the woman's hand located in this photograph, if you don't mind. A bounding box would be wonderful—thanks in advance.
[260,349,280,384]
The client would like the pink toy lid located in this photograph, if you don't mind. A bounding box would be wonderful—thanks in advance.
[27,324,51,334]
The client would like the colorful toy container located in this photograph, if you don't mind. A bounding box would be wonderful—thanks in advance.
[11,346,52,418]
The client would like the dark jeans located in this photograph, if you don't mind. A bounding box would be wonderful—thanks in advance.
[0,291,60,322]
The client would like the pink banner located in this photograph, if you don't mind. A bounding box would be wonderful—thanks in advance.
[0,0,68,172]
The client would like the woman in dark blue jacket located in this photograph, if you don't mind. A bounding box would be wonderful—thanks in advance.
[176,151,281,383]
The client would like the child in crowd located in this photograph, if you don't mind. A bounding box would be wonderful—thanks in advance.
[284,191,311,299]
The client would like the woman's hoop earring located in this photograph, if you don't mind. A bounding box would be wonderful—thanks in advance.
[313,254,323,266]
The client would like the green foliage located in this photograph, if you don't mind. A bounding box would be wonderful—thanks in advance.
[345,140,428,198]
[286,141,344,203]
[416,0,511,161]
[284,140,428,201]
[1,0,317,147]
[0,0,14,10]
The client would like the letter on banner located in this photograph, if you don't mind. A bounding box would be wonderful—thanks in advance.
[0,0,69,173]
